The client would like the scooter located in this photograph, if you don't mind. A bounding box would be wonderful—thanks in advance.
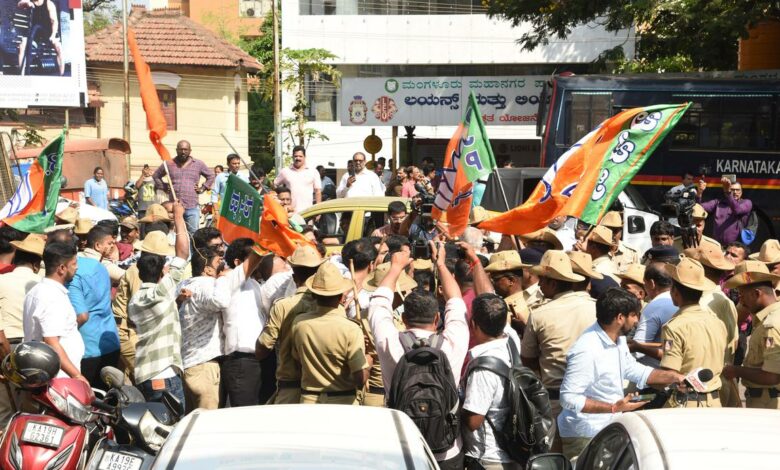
[85,367,183,470]
[0,377,99,470]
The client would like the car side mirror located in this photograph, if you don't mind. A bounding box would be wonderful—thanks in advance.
[161,391,184,419]
[526,453,572,470]
[627,215,646,234]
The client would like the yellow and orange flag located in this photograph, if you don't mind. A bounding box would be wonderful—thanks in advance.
[128,28,171,161]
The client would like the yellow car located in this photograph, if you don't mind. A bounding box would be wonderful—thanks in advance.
[298,196,411,253]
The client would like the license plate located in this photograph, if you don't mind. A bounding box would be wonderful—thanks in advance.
[98,451,144,470]
[21,422,64,448]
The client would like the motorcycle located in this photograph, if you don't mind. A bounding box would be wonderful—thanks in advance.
[0,377,99,470]
[109,182,139,219]
[85,367,183,470]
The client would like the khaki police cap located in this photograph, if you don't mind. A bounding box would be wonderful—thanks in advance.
[692,203,708,220]
[749,239,780,265]
[74,218,94,235]
[530,249,585,283]
[412,259,433,271]
[600,211,623,229]
[44,224,75,234]
[588,225,616,248]
[364,262,418,293]
[288,244,324,268]
[683,244,734,272]
[140,231,174,256]
[139,204,171,223]
[305,262,354,296]
[567,251,604,280]
[10,233,46,257]
[617,263,646,285]
[665,257,716,291]
[520,227,564,251]
[56,206,79,225]
[485,250,530,273]
[120,216,140,231]
[724,260,780,289]
[469,206,490,225]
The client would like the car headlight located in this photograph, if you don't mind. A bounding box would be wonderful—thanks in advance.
[48,387,95,424]
[139,411,170,452]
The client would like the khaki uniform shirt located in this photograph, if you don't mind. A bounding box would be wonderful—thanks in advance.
[521,290,596,389]
[612,241,639,272]
[673,235,721,252]
[505,290,530,325]
[0,267,41,339]
[660,304,728,392]
[523,283,546,311]
[258,287,317,382]
[291,305,368,392]
[593,255,619,282]
[111,264,141,342]
[701,288,738,364]
[742,302,780,388]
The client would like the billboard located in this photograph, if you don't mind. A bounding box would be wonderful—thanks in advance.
[341,76,546,127]
[0,0,87,107]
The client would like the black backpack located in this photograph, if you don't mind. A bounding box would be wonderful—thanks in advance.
[465,340,555,463]
[387,332,460,454]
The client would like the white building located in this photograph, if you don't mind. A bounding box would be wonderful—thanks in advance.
[282,0,635,170]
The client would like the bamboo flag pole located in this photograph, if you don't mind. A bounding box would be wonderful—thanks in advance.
[163,160,178,202]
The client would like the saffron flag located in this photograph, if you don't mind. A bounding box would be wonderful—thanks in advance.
[0,132,65,233]
[216,174,262,244]
[128,28,171,160]
[258,194,314,258]
[432,92,497,237]
[479,103,691,234]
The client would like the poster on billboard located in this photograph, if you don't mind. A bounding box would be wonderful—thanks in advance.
[341,76,546,126]
[0,0,87,107]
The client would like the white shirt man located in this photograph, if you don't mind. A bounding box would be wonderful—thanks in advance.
[337,152,385,198]
[274,147,322,212]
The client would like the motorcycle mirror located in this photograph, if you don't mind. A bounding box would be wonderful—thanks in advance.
[100,366,126,389]
[161,391,184,419]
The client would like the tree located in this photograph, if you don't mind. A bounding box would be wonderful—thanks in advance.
[483,0,780,71]
[84,3,119,37]
[82,0,113,12]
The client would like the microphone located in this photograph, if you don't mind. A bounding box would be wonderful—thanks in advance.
[682,367,713,393]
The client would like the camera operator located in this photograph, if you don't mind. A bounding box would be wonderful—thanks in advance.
[696,176,753,246]
[672,204,721,252]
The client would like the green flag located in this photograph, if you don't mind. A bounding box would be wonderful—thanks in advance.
[216,174,263,243]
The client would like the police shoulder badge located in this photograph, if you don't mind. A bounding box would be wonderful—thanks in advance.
[348,95,368,125]
[766,336,775,349]
[664,339,674,351]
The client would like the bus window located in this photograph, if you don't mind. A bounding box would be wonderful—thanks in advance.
[565,92,611,146]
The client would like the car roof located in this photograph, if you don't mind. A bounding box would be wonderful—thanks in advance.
[299,196,410,216]
[617,409,780,469]
[152,405,436,470]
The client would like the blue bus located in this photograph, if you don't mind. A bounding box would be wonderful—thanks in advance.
[538,73,780,240]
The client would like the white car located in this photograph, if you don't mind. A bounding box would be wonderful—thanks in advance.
[151,405,439,469]
[55,197,116,224]
[527,408,780,470]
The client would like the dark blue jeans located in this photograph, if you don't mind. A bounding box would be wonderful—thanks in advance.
[138,376,185,411]
[219,353,262,407]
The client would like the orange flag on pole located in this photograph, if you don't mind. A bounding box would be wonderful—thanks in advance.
[258,194,314,258]
[128,28,171,160]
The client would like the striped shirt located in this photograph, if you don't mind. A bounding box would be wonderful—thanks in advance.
[153,157,215,209]
[128,257,188,383]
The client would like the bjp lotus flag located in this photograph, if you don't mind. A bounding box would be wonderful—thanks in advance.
[217,175,263,244]
[432,92,497,237]
[0,132,64,233]
[128,28,170,160]
[479,103,691,235]
[258,194,314,258]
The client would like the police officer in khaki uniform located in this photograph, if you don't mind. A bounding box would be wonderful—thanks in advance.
[673,204,721,251]
[583,225,620,283]
[616,264,647,306]
[723,260,780,409]
[520,227,564,252]
[485,250,531,334]
[661,258,728,408]
[521,251,596,415]
[600,211,639,272]
[749,240,780,293]
[682,244,741,407]
[567,250,604,293]
[360,262,415,406]
[519,248,546,311]
[256,245,323,404]
[291,262,370,405]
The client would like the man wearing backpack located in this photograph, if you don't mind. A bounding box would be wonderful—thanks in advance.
[462,293,524,470]
[558,288,684,460]
[368,245,468,470]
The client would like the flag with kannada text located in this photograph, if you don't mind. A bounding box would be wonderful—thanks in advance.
[0,132,64,233]
[216,174,262,244]
[479,103,690,234]
[432,92,497,237]
[258,193,314,258]
[128,28,170,160]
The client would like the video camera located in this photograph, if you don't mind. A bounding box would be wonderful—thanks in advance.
[660,186,698,248]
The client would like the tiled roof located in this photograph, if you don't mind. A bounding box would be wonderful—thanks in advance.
[85,7,262,73]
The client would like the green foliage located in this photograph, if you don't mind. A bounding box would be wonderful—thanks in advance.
[84,2,119,36]
[483,0,780,71]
